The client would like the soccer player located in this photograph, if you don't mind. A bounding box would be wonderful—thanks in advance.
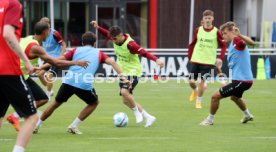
[200,21,254,126]
[0,0,37,152]
[37,17,67,98]
[188,10,227,109]
[6,21,89,132]
[34,31,130,134]
[91,20,164,127]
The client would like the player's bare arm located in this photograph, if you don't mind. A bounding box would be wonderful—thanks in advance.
[104,57,131,88]
[60,41,67,56]
[30,45,89,68]
[3,25,34,74]
[233,26,255,45]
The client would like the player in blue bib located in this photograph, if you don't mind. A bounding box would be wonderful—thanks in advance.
[200,22,255,126]
[34,32,129,134]
[38,17,67,99]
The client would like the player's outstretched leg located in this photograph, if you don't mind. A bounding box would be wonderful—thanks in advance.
[67,102,98,135]
[121,88,143,123]
[13,114,38,152]
[230,96,254,123]
[200,90,223,126]
[7,102,48,132]
[34,101,63,134]
[188,80,197,102]
[195,80,206,109]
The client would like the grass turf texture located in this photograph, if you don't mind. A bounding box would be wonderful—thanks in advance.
[1,80,276,152]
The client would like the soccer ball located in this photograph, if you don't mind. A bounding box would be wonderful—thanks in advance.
[113,112,128,127]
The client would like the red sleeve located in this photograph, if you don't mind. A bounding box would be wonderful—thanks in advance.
[188,28,198,60]
[64,48,77,60]
[98,26,112,40]
[53,31,64,44]
[128,41,158,61]
[4,0,22,29]
[99,52,109,64]
[25,42,38,60]
[217,30,227,59]
[233,37,246,51]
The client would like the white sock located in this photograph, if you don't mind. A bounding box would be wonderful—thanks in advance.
[207,114,215,121]
[204,81,208,87]
[37,110,42,117]
[196,96,202,103]
[132,105,139,112]
[13,112,20,118]
[142,110,152,119]
[12,145,24,152]
[70,117,82,128]
[36,119,43,127]
[243,109,251,117]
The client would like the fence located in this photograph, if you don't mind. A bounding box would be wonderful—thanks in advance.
[51,48,276,79]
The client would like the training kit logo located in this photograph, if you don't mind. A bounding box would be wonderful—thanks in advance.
[44,69,58,83]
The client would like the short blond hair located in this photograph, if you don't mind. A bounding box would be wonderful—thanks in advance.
[203,10,214,17]
[220,21,236,31]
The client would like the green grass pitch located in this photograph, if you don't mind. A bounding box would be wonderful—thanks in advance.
[1,79,276,152]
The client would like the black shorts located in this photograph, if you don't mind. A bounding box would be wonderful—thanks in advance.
[26,77,49,101]
[188,63,214,80]
[55,83,98,105]
[219,81,253,98]
[0,76,37,118]
[119,76,139,95]
[42,61,60,75]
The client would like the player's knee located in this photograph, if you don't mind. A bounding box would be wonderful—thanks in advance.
[94,100,99,106]
[25,113,39,123]
[189,80,196,85]
[120,89,129,97]
[37,99,48,107]
[211,93,220,102]
[230,96,239,102]
[122,99,129,105]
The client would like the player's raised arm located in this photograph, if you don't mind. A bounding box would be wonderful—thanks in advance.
[233,26,255,45]
[90,20,112,40]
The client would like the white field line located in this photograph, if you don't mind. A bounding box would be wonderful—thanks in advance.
[94,137,178,140]
[252,137,276,139]
[0,138,15,142]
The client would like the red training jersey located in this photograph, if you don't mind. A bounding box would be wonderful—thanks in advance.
[0,0,23,75]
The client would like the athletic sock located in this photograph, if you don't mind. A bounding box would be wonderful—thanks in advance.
[70,117,82,128]
[142,110,152,119]
[204,81,208,87]
[37,110,42,117]
[207,114,215,121]
[196,96,202,103]
[243,109,251,117]
[13,112,20,118]
[36,119,43,127]
[132,105,139,111]
[12,145,24,152]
